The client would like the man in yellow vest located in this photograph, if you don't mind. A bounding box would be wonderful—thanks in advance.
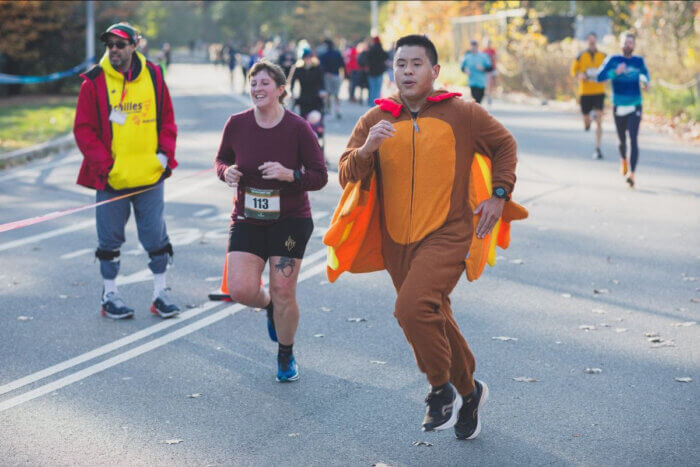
[571,32,607,160]
[74,23,179,319]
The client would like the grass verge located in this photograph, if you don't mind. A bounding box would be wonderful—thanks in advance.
[0,95,77,153]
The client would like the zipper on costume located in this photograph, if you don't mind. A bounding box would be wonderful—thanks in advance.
[409,116,417,243]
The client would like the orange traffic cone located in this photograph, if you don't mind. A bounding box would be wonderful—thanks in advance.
[208,254,232,301]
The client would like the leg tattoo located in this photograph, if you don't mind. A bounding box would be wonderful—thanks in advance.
[274,257,296,278]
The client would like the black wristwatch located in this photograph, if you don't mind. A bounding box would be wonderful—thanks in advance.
[293,169,302,183]
[493,186,510,201]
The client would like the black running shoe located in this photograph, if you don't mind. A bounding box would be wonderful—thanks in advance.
[421,383,462,432]
[593,148,603,160]
[101,291,135,319]
[455,379,489,440]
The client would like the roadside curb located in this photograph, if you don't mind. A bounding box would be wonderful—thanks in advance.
[0,133,75,169]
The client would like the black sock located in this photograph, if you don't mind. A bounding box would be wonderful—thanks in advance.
[265,300,274,320]
[278,343,293,357]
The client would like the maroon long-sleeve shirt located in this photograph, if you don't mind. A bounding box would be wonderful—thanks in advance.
[215,108,328,223]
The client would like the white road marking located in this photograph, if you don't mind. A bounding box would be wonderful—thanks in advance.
[0,154,81,183]
[0,177,217,252]
[59,248,93,260]
[193,208,216,217]
[0,301,221,397]
[0,249,327,398]
[0,260,326,413]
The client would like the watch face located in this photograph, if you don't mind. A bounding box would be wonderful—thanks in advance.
[494,187,505,197]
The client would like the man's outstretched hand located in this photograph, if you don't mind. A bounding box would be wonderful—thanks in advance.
[474,197,505,239]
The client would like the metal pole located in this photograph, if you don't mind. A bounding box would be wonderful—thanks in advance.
[370,0,378,35]
[86,0,95,62]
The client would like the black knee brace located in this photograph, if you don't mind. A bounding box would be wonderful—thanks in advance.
[95,248,120,261]
[148,242,174,262]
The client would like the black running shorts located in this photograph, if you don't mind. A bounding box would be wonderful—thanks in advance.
[227,217,314,261]
[580,93,605,115]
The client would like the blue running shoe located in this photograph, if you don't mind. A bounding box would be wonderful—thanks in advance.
[101,291,135,319]
[276,353,299,382]
[266,304,278,342]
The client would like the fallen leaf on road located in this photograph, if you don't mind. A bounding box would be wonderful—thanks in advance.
[579,325,596,331]
[492,336,518,341]
[372,463,392,467]
[593,288,609,295]
[347,317,367,322]
[691,298,700,303]
[17,316,33,321]
[163,439,183,445]
[513,377,539,382]
[561,293,572,298]
[313,334,324,338]
[510,259,524,265]
[204,277,220,282]
[673,321,696,327]
[59,294,68,299]
[610,279,620,285]
[591,308,606,314]
[186,304,197,309]
[676,307,688,312]
[371,360,387,365]
[584,368,603,374]
[320,307,331,312]
[121,377,132,381]
[615,328,628,333]
[288,433,300,437]
[648,336,662,343]
[572,433,582,437]
[644,332,659,338]
[187,393,202,398]
[599,322,611,328]
[674,377,692,383]
[412,441,433,447]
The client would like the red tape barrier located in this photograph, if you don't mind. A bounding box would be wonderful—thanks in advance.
[0,167,215,234]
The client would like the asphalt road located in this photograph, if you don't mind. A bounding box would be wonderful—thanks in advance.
[0,62,698,466]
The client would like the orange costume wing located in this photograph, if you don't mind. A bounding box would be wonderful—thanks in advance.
[323,175,384,282]
[325,155,527,283]
[465,153,528,281]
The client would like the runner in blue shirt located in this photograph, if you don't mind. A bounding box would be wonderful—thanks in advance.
[460,40,492,104]
[597,32,649,188]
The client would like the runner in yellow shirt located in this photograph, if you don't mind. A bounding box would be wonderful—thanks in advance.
[571,32,606,160]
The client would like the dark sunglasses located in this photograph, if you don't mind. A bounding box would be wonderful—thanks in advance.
[106,41,129,50]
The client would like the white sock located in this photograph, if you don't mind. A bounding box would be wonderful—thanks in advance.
[153,273,167,300]
[103,279,118,300]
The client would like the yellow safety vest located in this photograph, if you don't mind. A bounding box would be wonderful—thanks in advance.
[101,51,162,190]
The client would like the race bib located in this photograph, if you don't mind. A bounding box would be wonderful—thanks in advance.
[244,187,280,220]
[615,105,636,117]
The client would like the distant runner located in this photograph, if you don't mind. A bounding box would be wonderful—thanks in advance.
[571,32,606,159]
[597,32,649,188]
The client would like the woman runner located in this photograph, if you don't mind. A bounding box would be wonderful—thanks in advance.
[215,60,328,382]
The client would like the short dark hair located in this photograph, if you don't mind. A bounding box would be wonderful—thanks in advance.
[395,34,438,66]
[248,59,288,103]
[587,31,597,38]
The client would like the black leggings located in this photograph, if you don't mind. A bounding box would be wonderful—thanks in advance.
[614,105,642,172]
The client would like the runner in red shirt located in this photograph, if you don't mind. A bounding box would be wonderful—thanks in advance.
[215,60,328,382]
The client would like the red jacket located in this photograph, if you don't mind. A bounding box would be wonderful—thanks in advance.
[73,58,177,190]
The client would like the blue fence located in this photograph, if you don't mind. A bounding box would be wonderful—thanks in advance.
[0,57,95,85]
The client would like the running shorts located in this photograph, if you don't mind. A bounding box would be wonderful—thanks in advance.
[580,93,605,115]
[228,217,314,261]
